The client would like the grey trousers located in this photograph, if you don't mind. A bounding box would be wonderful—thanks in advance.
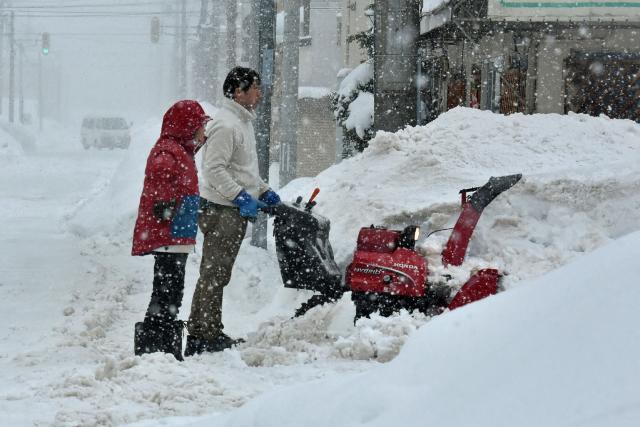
[188,200,247,340]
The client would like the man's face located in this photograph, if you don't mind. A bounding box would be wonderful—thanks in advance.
[234,81,262,111]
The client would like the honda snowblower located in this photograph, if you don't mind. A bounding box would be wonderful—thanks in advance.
[266,174,522,320]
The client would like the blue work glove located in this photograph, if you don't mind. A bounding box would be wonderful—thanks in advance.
[233,190,267,219]
[259,189,281,206]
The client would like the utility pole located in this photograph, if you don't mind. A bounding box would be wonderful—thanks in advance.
[279,0,301,187]
[250,0,276,249]
[179,0,187,97]
[209,1,224,103]
[225,0,237,69]
[374,0,420,132]
[38,47,42,130]
[0,8,4,116]
[194,0,209,100]
[8,10,14,123]
[18,42,23,123]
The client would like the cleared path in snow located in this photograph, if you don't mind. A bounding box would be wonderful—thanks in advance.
[0,144,125,425]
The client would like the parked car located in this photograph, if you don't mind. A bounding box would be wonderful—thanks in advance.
[81,116,131,149]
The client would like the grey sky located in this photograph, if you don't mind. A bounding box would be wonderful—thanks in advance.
[7,0,202,125]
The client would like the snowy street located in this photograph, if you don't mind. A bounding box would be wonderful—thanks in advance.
[0,141,124,423]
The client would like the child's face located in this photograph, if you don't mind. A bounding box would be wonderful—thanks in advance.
[194,125,207,144]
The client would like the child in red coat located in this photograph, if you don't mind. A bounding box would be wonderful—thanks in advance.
[132,100,209,360]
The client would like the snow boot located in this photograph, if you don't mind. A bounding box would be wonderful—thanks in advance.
[184,333,245,356]
[134,321,184,361]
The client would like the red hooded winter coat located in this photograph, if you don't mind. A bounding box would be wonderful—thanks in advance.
[132,100,209,256]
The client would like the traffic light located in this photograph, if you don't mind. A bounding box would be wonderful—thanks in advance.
[150,17,160,43]
[41,32,50,55]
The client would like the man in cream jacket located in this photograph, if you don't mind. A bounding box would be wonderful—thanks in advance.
[185,67,281,356]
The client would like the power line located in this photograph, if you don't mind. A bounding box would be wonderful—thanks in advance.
[9,0,200,8]
[14,29,199,36]
[9,3,162,9]
[7,11,201,18]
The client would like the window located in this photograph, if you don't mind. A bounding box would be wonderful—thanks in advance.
[299,0,312,47]
[302,0,310,37]
[98,118,128,130]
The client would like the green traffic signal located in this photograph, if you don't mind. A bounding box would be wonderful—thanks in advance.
[42,32,50,55]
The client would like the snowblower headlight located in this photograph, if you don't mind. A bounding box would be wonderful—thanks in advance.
[414,227,420,241]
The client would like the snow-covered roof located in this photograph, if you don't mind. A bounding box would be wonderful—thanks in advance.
[298,86,332,99]
[422,0,451,14]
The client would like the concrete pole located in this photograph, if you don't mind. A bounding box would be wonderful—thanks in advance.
[18,42,23,123]
[179,0,187,97]
[170,1,180,100]
[245,1,260,70]
[0,16,4,116]
[208,0,223,104]
[193,0,209,100]
[279,0,300,187]
[374,0,420,132]
[250,0,276,249]
[226,0,237,69]
[38,50,42,130]
[8,10,14,123]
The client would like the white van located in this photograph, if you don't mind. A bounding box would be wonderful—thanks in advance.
[81,116,131,149]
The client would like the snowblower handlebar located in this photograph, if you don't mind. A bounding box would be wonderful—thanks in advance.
[260,188,321,216]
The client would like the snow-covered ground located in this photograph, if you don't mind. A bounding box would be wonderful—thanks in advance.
[0,108,639,426]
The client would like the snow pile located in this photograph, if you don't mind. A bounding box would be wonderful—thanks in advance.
[332,61,374,137]
[0,124,23,159]
[186,230,640,427]
[336,61,373,98]
[423,0,450,14]
[298,86,331,99]
[344,91,373,138]
[239,302,428,367]
[281,108,640,287]
[0,119,36,154]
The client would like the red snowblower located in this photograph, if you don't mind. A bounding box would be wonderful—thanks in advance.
[267,174,522,320]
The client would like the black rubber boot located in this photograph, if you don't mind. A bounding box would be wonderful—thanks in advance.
[184,333,245,356]
[134,321,184,361]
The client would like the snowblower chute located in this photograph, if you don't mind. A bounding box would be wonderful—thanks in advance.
[442,174,522,267]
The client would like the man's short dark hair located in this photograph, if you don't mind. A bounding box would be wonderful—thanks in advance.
[223,67,261,99]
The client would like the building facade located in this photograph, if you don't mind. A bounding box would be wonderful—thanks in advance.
[272,0,344,178]
[418,0,640,123]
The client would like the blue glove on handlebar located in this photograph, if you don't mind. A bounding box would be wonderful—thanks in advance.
[259,189,281,206]
[233,190,267,219]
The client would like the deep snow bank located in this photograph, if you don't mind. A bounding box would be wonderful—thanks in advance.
[281,108,640,286]
[184,230,640,427]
